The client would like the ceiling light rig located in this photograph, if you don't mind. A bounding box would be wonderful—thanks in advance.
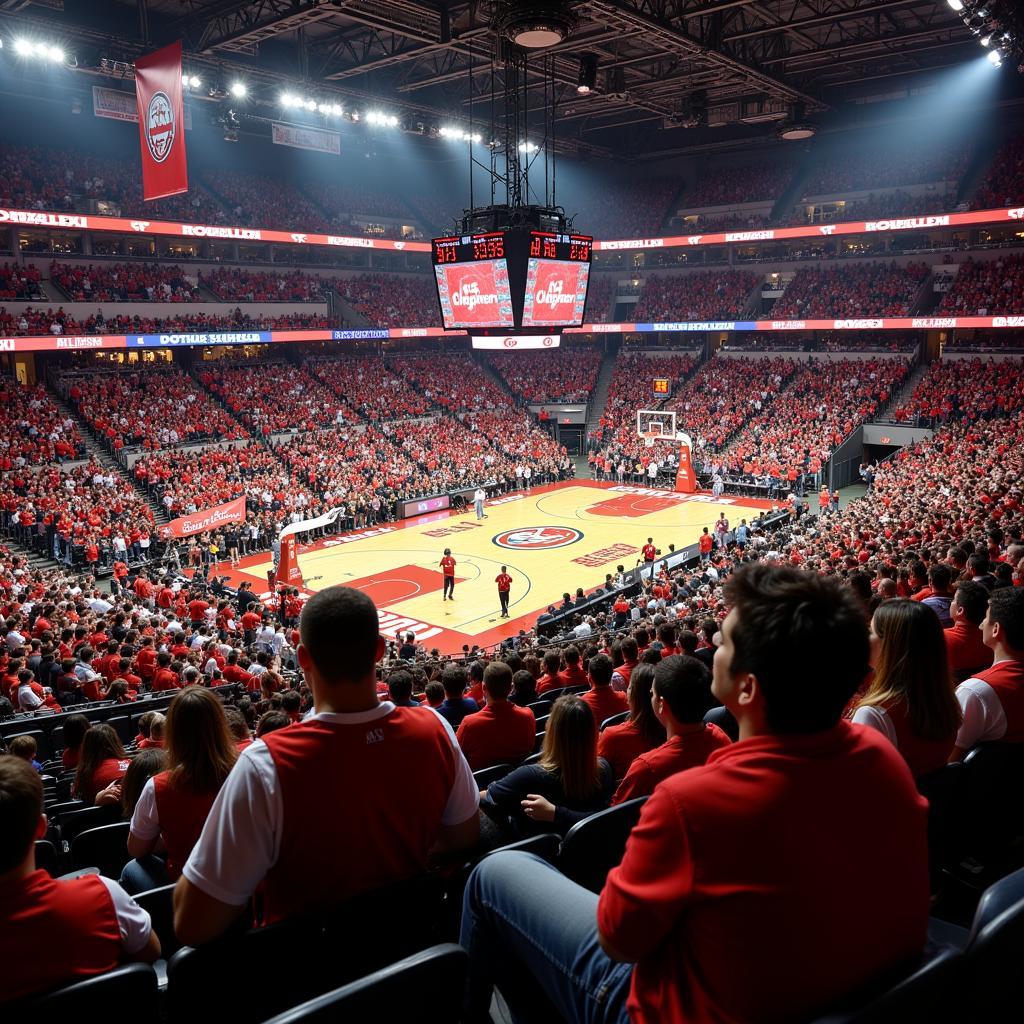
[495,0,577,49]
[952,1,1023,69]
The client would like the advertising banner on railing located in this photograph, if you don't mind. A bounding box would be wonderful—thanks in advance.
[159,496,245,540]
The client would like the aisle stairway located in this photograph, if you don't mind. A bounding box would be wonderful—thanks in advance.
[878,359,931,420]
[584,348,618,437]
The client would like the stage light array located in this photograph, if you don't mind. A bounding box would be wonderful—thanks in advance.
[13,38,66,63]
[953,1,1023,68]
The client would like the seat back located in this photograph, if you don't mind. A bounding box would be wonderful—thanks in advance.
[133,884,181,958]
[600,711,629,732]
[59,803,121,843]
[8,729,50,759]
[961,742,1024,855]
[558,797,648,894]
[473,763,514,789]
[34,839,59,876]
[71,822,131,878]
[703,705,739,741]
[262,944,467,1024]
[105,715,135,745]
[166,875,446,1024]
[525,700,552,716]
[916,761,966,870]
[10,963,158,1017]
[966,881,1024,1018]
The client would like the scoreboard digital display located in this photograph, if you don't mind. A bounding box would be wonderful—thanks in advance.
[652,378,671,398]
[432,228,592,332]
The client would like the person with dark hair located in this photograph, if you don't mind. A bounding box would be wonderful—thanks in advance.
[461,564,929,1024]
[440,548,457,601]
[509,670,538,708]
[560,646,588,690]
[968,552,996,592]
[467,661,486,705]
[114,749,166,819]
[579,652,629,730]
[945,580,994,682]
[173,585,479,946]
[387,670,420,708]
[423,680,446,710]
[613,655,731,803]
[74,724,130,804]
[480,695,614,840]
[437,665,479,728]
[0,756,159,1001]
[921,564,954,627]
[536,650,563,695]
[495,566,513,618]
[598,663,666,781]
[952,585,1024,758]
[256,709,291,737]
[60,713,91,771]
[456,662,536,772]
[122,688,239,893]
[224,707,253,751]
[854,600,961,778]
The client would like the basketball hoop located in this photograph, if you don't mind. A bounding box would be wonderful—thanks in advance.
[643,431,659,448]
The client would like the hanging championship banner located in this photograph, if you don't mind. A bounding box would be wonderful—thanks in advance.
[134,41,189,201]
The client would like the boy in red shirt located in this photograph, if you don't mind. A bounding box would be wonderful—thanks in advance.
[0,757,159,1000]
[440,548,456,601]
[461,564,930,1024]
[456,662,536,771]
[579,653,628,731]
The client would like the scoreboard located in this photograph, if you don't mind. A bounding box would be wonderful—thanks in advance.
[432,229,592,332]
[652,377,671,398]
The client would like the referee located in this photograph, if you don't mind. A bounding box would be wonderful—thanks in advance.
[495,566,513,617]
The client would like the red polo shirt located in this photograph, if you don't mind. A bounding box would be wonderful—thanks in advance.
[613,724,731,803]
[579,686,629,730]
[598,719,662,781]
[456,700,536,771]
[944,621,993,680]
[597,722,929,1023]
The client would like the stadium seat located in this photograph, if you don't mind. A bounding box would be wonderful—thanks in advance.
[472,763,515,789]
[105,715,135,745]
[533,730,546,753]
[558,796,648,894]
[166,875,446,1024]
[534,714,551,732]
[262,944,468,1024]
[34,839,59,876]
[71,822,131,878]
[4,963,158,1018]
[133,884,181,959]
[806,947,966,1023]
[600,711,630,731]
[46,799,86,818]
[917,761,966,875]
[703,704,739,741]
[525,699,553,716]
[477,832,561,866]
[960,743,1024,858]
[8,729,50,759]
[58,803,121,843]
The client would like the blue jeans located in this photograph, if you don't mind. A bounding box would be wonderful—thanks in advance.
[460,852,632,1024]
[119,854,169,895]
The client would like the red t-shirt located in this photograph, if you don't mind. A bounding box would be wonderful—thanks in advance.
[613,724,732,803]
[944,622,993,680]
[241,611,261,632]
[495,573,512,592]
[698,534,714,554]
[579,686,629,731]
[598,720,662,781]
[440,556,456,578]
[152,668,180,692]
[597,723,929,1023]
[77,757,130,803]
[642,544,657,562]
[456,701,536,771]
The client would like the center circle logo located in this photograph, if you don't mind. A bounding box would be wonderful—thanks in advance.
[493,527,583,550]
[146,91,175,164]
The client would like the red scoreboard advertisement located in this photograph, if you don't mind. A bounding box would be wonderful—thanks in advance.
[432,228,592,332]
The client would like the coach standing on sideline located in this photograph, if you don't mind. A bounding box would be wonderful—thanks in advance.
[474,487,488,520]
[496,566,513,618]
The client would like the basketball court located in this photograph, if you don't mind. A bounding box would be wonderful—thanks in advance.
[213,479,772,655]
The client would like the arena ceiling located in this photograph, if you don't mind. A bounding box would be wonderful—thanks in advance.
[0,1,988,157]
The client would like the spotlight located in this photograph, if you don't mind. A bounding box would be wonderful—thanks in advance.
[366,111,398,127]
[13,38,66,63]
[187,75,202,89]
[14,38,32,56]
[496,0,577,49]
[518,141,538,153]
[947,0,963,9]
[987,48,1003,66]
[229,81,247,98]
[577,54,598,96]
[280,92,296,107]
[981,33,993,46]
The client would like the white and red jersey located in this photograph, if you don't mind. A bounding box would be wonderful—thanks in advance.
[495,573,512,592]
[955,658,1024,749]
[182,703,478,924]
[440,555,456,577]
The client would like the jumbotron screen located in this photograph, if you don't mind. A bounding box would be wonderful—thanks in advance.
[432,228,592,331]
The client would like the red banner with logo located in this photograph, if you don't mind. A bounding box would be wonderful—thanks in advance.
[158,497,245,540]
[675,443,697,494]
[135,41,188,201]
[522,259,590,327]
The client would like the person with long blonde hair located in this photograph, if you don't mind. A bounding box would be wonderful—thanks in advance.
[481,694,614,838]
[853,599,961,778]
[120,687,237,893]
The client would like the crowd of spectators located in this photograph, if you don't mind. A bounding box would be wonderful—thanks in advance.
[0,375,84,466]
[486,348,602,403]
[684,158,796,207]
[0,262,43,300]
[391,352,511,413]
[679,211,773,233]
[198,268,328,303]
[584,275,613,322]
[337,274,438,328]
[795,189,958,226]
[202,169,331,234]
[198,362,354,435]
[772,262,928,318]
[892,356,1024,425]
[802,140,970,196]
[63,370,247,452]
[50,262,200,302]
[300,180,410,224]
[563,178,679,239]
[308,356,431,421]
[939,254,1024,316]
[972,131,1024,209]
[633,269,758,322]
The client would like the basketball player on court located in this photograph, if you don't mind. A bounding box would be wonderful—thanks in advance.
[495,566,513,617]
[440,548,456,600]
[642,537,658,580]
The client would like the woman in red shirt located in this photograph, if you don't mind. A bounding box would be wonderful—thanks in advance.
[74,725,130,803]
[60,713,91,771]
[597,664,666,781]
[853,599,961,779]
[121,687,238,893]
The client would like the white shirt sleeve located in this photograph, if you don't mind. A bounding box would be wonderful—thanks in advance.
[98,876,153,955]
[955,678,1007,750]
[431,712,481,825]
[181,741,281,907]
[128,777,161,842]
[852,705,897,748]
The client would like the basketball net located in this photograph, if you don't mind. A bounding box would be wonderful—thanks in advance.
[643,431,660,448]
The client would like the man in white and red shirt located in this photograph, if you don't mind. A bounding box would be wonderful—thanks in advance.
[461,565,929,1024]
[0,757,159,1001]
[952,585,1024,758]
[173,585,479,945]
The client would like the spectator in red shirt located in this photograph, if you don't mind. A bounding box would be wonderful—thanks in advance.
[579,654,629,731]
[613,655,731,803]
[944,580,994,682]
[598,663,666,781]
[460,565,930,1024]
[456,662,537,772]
[74,724,131,804]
